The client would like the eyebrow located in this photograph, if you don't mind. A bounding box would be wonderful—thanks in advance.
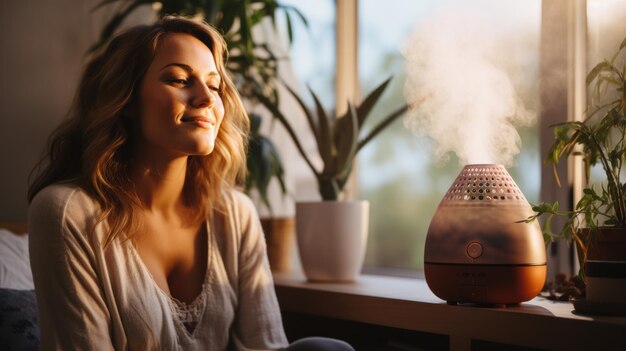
[160,63,221,78]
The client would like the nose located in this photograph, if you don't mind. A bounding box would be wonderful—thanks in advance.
[191,82,215,109]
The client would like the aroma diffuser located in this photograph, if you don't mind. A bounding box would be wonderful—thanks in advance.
[424,164,546,305]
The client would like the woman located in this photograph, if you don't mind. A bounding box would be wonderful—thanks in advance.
[28,16,351,351]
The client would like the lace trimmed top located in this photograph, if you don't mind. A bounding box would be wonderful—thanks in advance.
[170,291,206,334]
[28,183,288,351]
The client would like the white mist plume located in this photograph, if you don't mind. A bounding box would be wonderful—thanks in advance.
[403,10,535,167]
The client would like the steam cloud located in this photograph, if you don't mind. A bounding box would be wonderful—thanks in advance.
[403,11,536,167]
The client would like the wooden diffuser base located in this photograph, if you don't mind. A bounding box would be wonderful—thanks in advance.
[424,263,546,305]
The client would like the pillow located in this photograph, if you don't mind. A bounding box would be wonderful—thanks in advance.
[0,229,33,290]
[0,288,40,351]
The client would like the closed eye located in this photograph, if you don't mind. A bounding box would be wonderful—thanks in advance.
[168,78,189,86]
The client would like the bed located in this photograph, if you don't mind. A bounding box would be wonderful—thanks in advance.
[0,223,39,350]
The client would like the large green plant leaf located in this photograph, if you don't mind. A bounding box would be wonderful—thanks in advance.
[356,76,392,127]
[281,83,321,152]
[331,102,358,179]
[259,77,406,200]
[357,104,408,153]
[310,88,333,167]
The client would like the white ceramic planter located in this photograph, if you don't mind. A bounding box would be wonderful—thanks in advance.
[296,200,369,282]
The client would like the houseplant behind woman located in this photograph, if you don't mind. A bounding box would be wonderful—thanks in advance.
[526,36,626,313]
[255,78,408,281]
[27,16,352,350]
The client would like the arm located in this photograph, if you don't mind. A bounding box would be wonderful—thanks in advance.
[28,186,115,351]
[230,191,289,351]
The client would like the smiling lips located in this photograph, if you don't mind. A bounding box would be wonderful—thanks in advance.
[181,116,214,129]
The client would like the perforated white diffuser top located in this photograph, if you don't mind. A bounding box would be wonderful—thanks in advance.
[443,164,527,203]
[424,164,547,304]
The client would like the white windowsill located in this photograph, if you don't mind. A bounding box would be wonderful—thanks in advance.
[273,272,626,351]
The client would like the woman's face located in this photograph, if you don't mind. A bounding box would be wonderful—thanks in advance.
[134,33,224,159]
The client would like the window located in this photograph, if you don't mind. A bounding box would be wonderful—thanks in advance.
[253,0,336,212]
[586,0,626,186]
[275,0,624,279]
[278,0,336,107]
[357,0,541,274]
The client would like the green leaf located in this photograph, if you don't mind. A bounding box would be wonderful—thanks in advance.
[282,83,318,139]
[551,201,559,212]
[356,77,392,127]
[279,4,310,29]
[331,103,359,179]
[309,88,333,167]
[582,187,598,197]
[586,60,613,86]
[239,4,253,55]
[249,9,268,26]
[357,105,407,152]
[285,12,294,43]
[249,113,262,134]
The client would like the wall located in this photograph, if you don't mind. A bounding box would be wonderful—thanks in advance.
[0,0,151,221]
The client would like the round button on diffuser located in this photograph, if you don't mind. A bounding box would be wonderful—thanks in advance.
[466,242,483,259]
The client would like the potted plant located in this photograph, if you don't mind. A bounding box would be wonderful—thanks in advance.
[524,37,626,311]
[254,78,408,281]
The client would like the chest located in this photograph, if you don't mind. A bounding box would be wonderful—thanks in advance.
[134,217,208,304]
[111,247,236,350]
[103,227,237,350]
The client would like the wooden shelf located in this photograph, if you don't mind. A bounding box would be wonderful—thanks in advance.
[274,272,626,351]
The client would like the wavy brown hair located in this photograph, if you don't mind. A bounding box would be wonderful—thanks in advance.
[28,16,249,245]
